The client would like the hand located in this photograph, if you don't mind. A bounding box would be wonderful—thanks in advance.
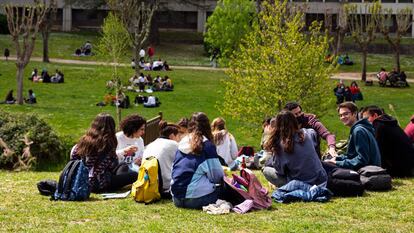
[328,147,338,158]
[324,157,336,165]
[134,157,142,166]
[124,146,138,156]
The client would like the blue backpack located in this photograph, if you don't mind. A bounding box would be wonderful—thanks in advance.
[52,160,90,201]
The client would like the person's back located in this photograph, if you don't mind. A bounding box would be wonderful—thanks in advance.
[373,114,414,177]
[269,128,327,185]
[143,138,178,194]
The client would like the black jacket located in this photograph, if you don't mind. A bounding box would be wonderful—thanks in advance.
[373,114,414,177]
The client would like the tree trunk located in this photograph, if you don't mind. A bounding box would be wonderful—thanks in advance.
[134,46,140,76]
[42,30,50,63]
[16,63,25,105]
[395,45,400,73]
[336,31,344,55]
[361,49,367,82]
[149,15,160,45]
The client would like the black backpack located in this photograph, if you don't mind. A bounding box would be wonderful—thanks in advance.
[358,166,392,191]
[327,167,365,197]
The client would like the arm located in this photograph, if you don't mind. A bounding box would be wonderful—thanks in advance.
[203,142,224,183]
[229,134,238,160]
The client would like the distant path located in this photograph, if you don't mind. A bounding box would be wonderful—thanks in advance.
[1,56,412,83]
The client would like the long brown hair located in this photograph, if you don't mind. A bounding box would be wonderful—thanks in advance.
[211,117,227,145]
[76,113,117,157]
[187,112,213,155]
[264,110,304,155]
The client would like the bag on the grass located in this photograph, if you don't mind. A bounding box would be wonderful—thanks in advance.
[322,140,348,160]
[358,166,392,191]
[131,156,161,204]
[52,160,90,201]
[222,169,272,209]
[327,167,364,197]
[37,179,57,196]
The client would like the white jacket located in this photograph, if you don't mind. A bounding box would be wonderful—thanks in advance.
[215,131,238,166]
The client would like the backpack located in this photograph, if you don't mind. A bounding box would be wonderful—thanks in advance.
[222,169,272,209]
[327,167,364,197]
[131,156,161,204]
[52,160,90,201]
[358,166,392,191]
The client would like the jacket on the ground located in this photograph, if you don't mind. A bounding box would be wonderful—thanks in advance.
[171,135,224,199]
[336,118,381,170]
[272,180,332,203]
[372,114,414,177]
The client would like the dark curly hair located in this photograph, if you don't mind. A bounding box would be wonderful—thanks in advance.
[120,114,146,137]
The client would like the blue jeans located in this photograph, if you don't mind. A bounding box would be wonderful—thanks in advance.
[173,188,221,209]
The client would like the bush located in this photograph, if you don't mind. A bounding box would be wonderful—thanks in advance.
[0,14,9,34]
[0,110,65,170]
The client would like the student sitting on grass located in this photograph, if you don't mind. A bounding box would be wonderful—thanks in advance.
[51,69,64,83]
[262,111,327,187]
[143,121,181,198]
[2,90,16,104]
[171,112,224,209]
[116,114,146,172]
[70,113,138,193]
[143,95,160,108]
[211,117,238,169]
[25,89,36,104]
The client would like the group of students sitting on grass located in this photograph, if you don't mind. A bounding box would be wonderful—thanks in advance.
[377,67,409,87]
[59,100,414,210]
[333,80,363,104]
[126,73,173,92]
[29,68,64,83]
[1,89,37,104]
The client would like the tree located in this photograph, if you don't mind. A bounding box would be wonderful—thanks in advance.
[97,12,131,126]
[108,0,158,75]
[220,0,336,128]
[345,2,381,81]
[377,6,413,72]
[325,5,348,56]
[39,0,57,63]
[204,0,256,63]
[4,2,49,105]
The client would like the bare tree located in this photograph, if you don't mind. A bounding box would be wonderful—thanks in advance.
[108,0,158,75]
[325,5,348,56]
[38,0,57,63]
[345,2,380,81]
[4,2,49,104]
[377,6,413,73]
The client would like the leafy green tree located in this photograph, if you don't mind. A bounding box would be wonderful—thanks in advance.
[97,12,131,126]
[204,0,256,63]
[220,0,336,128]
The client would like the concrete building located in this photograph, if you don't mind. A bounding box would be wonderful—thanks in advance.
[0,0,413,37]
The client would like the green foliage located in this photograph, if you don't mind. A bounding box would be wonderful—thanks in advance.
[204,0,256,62]
[220,0,336,128]
[0,111,65,170]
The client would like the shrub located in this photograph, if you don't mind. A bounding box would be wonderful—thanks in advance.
[0,110,65,170]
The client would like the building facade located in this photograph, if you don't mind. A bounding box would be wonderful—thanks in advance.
[0,0,413,37]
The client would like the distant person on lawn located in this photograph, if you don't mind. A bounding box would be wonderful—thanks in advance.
[324,102,381,171]
[361,106,414,177]
[70,113,138,193]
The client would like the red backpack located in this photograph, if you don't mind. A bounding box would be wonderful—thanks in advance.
[223,169,272,210]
